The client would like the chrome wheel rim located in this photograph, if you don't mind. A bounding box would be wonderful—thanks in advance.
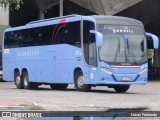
[24,76,28,87]
[16,76,20,84]
[77,76,84,88]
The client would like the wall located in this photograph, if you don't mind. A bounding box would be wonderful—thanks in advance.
[0,6,9,49]
[0,6,9,26]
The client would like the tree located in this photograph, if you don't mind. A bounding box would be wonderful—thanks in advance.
[0,0,23,10]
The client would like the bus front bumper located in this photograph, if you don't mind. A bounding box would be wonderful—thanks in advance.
[94,80,147,85]
[92,75,147,85]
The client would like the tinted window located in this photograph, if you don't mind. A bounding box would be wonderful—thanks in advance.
[83,21,95,65]
[4,21,81,48]
[89,33,97,66]
[55,21,81,47]
[4,26,52,49]
[29,26,53,46]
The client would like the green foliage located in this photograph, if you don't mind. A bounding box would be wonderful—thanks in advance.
[148,49,154,58]
[0,0,23,10]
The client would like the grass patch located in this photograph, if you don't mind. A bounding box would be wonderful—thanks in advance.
[29,105,45,110]
[19,103,45,110]
[19,104,31,106]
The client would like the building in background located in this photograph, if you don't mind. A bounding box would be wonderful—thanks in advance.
[10,0,142,26]
[0,6,9,46]
[0,6,10,79]
[2,0,160,80]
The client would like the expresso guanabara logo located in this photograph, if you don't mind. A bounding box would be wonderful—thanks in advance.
[17,50,40,57]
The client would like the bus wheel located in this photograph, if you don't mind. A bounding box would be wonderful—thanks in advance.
[22,71,33,89]
[14,71,23,89]
[50,84,68,90]
[113,85,130,93]
[74,71,91,92]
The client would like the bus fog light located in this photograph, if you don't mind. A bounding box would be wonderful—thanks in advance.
[101,77,105,81]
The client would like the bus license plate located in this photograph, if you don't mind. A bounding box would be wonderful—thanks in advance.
[122,76,131,81]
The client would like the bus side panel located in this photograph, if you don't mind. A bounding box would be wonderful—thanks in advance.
[3,45,89,84]
[54,44,87,84]
[3,61,14,81]
[54,45,67,83]
[25,46,56,83]
[3,48,21,81]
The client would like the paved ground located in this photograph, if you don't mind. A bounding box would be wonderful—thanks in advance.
[0,81,160,111]
[0,81,160,120]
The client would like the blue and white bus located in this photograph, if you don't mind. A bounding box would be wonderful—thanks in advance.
[2,15,159,92]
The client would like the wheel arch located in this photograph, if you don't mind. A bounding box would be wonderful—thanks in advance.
[14,68,20,74]
[14,68,20,82]
[22,68,28,74]
[74,67,83,83]
[21,68,28,80]
[74,67,91,92]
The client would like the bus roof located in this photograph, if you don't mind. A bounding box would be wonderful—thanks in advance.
[4,14,143,32]
[4,14,82,32]
[26,14,80,25]
[91,15,143,26]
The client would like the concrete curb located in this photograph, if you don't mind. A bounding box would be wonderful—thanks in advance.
[0,100,34,110]
[0,106,33,110]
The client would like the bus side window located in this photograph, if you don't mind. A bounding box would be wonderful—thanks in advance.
[29,26,53,46]
[4,32,10,49]
[55,25,66,44]
[88,33,97,67]
[55,21,81,47]
[4,22,80,48]
[64,21,81,47]
[39,26,52,45]
[6,31,19,48]
[83,20,95,65]
[20,30,29,47]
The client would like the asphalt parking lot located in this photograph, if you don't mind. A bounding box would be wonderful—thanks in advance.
[0,81,160,111]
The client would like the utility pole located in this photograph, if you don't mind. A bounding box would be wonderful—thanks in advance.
[39,11,44,20]
[60,0,63,16]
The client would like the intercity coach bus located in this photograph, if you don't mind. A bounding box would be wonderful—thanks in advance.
[2,15,159,92]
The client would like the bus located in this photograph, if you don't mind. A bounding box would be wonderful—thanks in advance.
[2,15,159,93]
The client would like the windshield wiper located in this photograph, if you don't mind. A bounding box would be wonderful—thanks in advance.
[124,35,138,65]
[114,37,121,62]
[118,38,121,53]
[126,38,129,50]
[125,35,130,53]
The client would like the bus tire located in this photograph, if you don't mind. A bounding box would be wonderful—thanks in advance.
[74,71,91,92]
[14,71,23,89]
[22,71,33,89]
[50,84,68,90]
[113,85,130,93]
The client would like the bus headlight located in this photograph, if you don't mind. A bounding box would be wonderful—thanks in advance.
[139,67,148,75]
[101,67,113,74]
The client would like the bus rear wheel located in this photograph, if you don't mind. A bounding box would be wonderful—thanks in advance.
[74,71,91,92]
[22,71,34,89]
[113,85,130,93]
[14,71,23,89]
[50,84,68,90]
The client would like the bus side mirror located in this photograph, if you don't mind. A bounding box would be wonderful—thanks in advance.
[145,32,159,49]
[89,30,103,47]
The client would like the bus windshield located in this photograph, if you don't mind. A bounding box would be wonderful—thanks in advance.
[97,24,147,65]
